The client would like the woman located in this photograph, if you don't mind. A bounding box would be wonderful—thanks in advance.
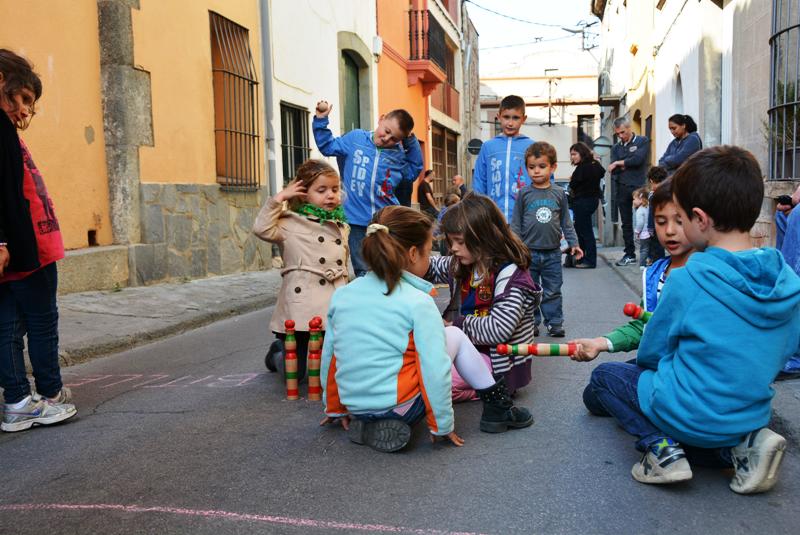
[658,114,702,175]
[567,142,605,269]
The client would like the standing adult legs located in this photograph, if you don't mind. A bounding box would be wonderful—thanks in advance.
[616,184,636,258]
[571,197,598,267]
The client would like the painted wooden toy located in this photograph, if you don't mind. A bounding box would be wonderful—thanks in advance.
[284,319,299,400]
[496,343,577,357]
[307,316,323,401]
[623,302,652,323]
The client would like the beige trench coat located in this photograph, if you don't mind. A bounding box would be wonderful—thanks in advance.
[253,197,350,333]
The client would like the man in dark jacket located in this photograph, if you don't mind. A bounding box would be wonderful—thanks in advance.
[608,117,650,266]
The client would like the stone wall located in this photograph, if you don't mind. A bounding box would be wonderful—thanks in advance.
[130,184,272,285]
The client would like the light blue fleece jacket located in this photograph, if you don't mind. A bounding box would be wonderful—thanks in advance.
[637,247,800,448]
[472,134,533,221]
[320,271,454,435]
[313,116,424,226]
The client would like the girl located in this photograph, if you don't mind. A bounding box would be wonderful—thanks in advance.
[0,49,76,432]
[428,193,543,393]
[253,159,349,383]
[320,206,532,453]
[632,188,651,268]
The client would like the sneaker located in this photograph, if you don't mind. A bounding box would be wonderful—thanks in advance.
[548,325,566,338]
[348,419,411,453]
[1,396,77,433]
[615,254,637,266]
[631,439,693,484]
[534,325,540,337]
[33,387,73,404]
[729,428,787,494]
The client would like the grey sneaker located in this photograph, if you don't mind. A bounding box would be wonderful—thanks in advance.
[33,387,73,404]
[615,254,637,266]
[2,396,77,433]
[631,439,693,484]
[729,428,787,494]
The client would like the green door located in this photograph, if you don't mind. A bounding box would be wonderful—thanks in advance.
[342,52,360,133]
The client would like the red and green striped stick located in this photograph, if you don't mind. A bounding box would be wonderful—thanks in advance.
[496,343,577,357]
[307,316,323,401]
[623,302,652,323]
[284,319,299,400]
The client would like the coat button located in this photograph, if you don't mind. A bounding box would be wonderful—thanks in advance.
[336,259,343,266]
[335,239,342,245]
[318,236,325,243]
[319,257,326,264]
[319,279,326,286]
[294,287,301,293]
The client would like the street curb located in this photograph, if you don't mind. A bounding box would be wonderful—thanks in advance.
[597,250,641,296]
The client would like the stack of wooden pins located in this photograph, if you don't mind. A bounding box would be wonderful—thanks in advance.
[307,316,323,401]
[623,302,652,323]
[496,343,577,357]
[284,320,299,400]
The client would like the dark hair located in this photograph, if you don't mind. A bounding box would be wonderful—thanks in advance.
[668,114,698,133]
[0,49,42,130]
[424,169,434,179]
[362,206,433,294]
[524,141,558,166]
[647,165,668,184]
[650,178,674,213]
[499,95,525,114]
[441,192,530,282]
[287,159,339,211]
[672,146,763,232]
[569,142,593,164]
[384,109,414,136]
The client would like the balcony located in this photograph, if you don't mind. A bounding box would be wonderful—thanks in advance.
[407,9,446,95]
[431,82,460,121]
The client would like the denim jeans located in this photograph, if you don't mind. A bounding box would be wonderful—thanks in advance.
[637,238,650,267]
[0,263,63,404]
[530,249,563,328]
[570,196,598,267]
[348,224,369,277]
[353,395,426,427]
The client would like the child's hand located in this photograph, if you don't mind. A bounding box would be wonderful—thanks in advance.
[570,246,584,261]
[315,100,332,118]
[320,415,350,431]
[431,430,464,447]
[274,179,307,204]
[569,337,608,362]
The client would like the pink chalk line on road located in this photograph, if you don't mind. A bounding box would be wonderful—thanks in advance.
[0,503,487,535]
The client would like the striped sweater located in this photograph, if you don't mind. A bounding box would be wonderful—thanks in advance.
[426,256,542,374]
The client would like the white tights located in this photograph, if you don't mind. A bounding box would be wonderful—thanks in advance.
[444,326,495,390]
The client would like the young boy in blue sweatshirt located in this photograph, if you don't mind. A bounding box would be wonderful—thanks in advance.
[313,101,423,276]
[473,95,533,222]
[583,146,800,494]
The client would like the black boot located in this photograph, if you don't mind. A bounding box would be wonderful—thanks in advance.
[265,339,283,372]
[476,378,534,433]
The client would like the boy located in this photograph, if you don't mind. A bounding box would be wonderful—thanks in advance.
[582,146,800,494]
[511,142,582,338]
[645,165,668,263]
[473,95,533,222]
[313,101,423,276]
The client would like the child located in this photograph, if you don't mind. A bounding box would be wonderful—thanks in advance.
[253,159,349,382]
[645,166,668,263]
[579,147,800,494]
[472,95,533,222]
[632,188,650,268]
[313,101,423,277]
[435,193,460,255]
[510,142,582,338]
[0,49,76,432]
[426,193,543,393]
[320,206,533,452]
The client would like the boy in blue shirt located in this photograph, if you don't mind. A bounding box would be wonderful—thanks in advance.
[313,101,423,276]
[473,95,533,222]
[582,146,800,494]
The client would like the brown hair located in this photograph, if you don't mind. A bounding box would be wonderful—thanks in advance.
[650,178,673,213]
[287,159,339,211]
[384,109,414,137]
[441,192,530,282]
[0,49,42,130]
[569,142,593,164]
[499,95,525,114]
[525,141,558,166]
[444,193,460,207]
[361,205,433,294]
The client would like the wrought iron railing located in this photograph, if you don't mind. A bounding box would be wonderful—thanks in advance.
[768,0,800,179]
[409,9,447,72]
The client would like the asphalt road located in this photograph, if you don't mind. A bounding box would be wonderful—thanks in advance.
[2,263,798,534]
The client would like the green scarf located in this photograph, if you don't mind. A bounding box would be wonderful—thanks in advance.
[293,203,347,225]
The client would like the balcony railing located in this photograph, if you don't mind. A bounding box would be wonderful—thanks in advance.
[409,9,446,72]
[431,82,460,121]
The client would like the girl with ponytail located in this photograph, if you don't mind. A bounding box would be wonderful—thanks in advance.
[320,205,532,453]
[659,114,703,175]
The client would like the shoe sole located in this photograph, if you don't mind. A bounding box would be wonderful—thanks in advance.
[348,419,411,452]
[730,435,787,494]
[480,415,534,433]
[631,465,693,484]
[1,406,77,433]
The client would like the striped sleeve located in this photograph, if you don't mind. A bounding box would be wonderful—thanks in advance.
[460,286,528,346]
[425,255,454,285]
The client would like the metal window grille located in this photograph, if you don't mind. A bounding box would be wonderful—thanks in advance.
[210,12,261,190]
[280,103,311,186]
[768,0,800,180]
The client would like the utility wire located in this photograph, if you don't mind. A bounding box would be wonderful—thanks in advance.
[464,0,564,28]
[480,34,576,50]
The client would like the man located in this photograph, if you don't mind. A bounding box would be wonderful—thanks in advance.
[452,174,467,198]
[608,117,650,266]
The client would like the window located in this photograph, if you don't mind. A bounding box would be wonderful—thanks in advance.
[280,103,311,186]
[210,12,260,190]
[341,52,361,133]
[768,0,800,179]
[432,124,459,200]
[577,114,596,146]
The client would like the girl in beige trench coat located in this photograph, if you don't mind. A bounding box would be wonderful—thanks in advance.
[253,160,350,381]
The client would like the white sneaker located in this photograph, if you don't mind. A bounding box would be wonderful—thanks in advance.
[33,386,73,404]
[631,440,693,484]
[1,396,77,433]
[730,428,787,494]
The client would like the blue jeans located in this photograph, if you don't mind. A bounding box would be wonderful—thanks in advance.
[530,249,563,328]
[353,395,426,426]
[0,263,63,404]
[570,197,598,267]
[348,224,368,277]
[776,209,800,372]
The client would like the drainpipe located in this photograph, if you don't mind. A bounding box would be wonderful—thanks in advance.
[259,0,278,196]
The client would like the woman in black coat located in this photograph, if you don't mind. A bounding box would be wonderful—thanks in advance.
[567,142,605,268]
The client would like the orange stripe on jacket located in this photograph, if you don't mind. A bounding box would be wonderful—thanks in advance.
[398,333,438,434]
[325,355,347,414]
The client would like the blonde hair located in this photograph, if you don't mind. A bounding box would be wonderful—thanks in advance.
[633,187,649,207]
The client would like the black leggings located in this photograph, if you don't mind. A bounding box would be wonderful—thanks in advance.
[275,331,310,381]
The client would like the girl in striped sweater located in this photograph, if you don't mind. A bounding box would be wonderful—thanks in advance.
[426,193,543,393]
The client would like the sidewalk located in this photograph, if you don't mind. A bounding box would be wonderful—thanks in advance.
[598,246,800,447]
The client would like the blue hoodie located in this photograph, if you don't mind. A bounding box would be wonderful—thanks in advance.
[637,247,800,448]
[313,116,424,226]
[472,134,533,221]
